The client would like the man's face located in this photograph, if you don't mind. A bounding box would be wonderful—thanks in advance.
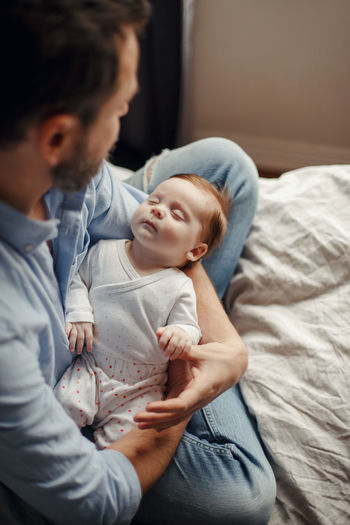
[52,27,139,192]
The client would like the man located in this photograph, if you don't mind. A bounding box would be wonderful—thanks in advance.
[0,1,275,524]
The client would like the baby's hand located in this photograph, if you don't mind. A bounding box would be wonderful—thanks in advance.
[65,322,93,354]
[156,325,192,360]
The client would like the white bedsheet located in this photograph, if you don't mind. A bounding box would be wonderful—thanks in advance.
[225,165,350,524]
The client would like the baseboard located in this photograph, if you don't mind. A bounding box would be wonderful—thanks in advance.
[192,130,350,172]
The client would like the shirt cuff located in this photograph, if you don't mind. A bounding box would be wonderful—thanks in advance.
[176,324,201,345]
[101,449,142,524]
[66,312,95,324]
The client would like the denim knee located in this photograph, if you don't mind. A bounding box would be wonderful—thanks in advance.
[131,437,276,525]
[179,430,276,525]
[186,137,259,194]
[146,137,258,195]
[215,458,276,525]
[131,468,275,525]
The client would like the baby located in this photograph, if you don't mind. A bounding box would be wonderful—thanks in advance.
[55,173,230,449]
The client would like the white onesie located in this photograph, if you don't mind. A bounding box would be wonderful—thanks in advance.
[55,239,201,449]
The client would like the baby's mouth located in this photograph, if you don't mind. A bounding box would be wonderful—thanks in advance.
[143,219,157,232]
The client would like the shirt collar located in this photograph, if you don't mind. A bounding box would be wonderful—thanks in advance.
[0,199,59,255]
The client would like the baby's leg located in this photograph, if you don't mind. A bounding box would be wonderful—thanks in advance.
[54,354,98,428]
[93,371,167,450]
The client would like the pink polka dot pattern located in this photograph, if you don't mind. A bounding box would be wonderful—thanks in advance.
[55,350,168,450]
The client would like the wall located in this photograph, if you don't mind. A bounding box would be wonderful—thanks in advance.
[189,0,350,171]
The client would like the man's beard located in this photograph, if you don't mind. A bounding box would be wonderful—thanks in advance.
[51,137,105,193]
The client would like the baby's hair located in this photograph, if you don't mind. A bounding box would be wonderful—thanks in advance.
[170,173,231,257]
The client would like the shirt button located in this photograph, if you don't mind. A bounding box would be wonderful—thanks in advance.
[24,244,33,253]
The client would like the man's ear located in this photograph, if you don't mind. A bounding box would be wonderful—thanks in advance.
[186,242,208,262]
[37,115,81,167]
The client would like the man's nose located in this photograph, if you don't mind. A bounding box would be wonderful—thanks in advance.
[151,207,164,219]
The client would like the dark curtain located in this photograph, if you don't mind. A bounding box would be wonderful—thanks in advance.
[110,0,183,171]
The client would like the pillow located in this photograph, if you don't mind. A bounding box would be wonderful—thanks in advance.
[225,165,350,525]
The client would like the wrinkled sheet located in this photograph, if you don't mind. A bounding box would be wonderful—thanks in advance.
[226,165,350,524]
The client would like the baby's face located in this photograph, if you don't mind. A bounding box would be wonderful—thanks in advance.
[131,178,212,266]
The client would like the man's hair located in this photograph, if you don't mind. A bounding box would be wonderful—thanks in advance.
[0,0,151,149]
[170,173,231,257]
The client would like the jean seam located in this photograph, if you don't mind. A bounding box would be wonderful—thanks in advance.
[181,432,235,456]
[202,404,221,438]
[198,405,241,461]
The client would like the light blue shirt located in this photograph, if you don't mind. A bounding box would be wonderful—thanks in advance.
[0,162,147,524]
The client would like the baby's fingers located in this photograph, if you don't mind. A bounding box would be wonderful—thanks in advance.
[156,326,166,338]
[75,331,85,355]
[163,335,179,356]
[157,330,172,351]
[65,322,73,337]
[85,328,93,352]
[68,325,77,352]
[166,338,185,360]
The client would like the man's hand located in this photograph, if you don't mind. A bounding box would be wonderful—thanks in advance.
[65,322,93,354]
[134,339,247,431]
[156,325,192,360]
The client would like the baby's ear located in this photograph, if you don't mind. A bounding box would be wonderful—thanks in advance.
[186,243,208,262]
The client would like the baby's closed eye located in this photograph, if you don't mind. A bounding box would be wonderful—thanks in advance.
[171,209,185,220]
[147,196,159,205]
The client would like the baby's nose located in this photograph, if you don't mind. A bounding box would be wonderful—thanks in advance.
[151,207,163,219]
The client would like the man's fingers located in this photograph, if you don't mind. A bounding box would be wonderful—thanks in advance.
[134,410,189,429]
[135,399,203,429]
[137,420,181,431]
[177,344,201,361]
[136,399,187,415]
[135,410,179,423]
[139,388,203,416]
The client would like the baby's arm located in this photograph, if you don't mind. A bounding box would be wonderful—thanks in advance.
[156,326,192,361]
[157,278,201,360]
[66,265,94,354]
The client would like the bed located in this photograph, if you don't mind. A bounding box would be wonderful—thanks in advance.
[225,165,350,524]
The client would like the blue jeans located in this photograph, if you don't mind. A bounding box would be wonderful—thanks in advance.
[126,138,276,524]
